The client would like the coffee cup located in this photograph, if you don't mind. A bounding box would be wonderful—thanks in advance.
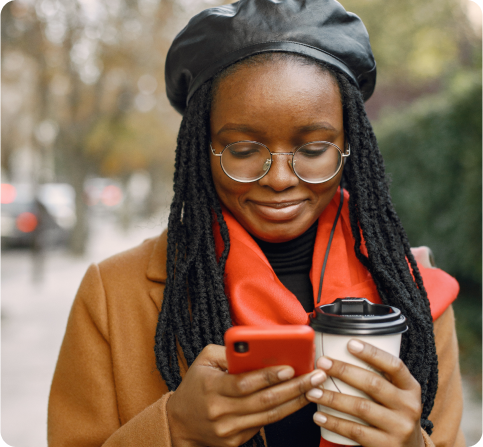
[309,297,408,445]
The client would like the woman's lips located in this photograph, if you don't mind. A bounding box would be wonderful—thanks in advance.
[249,200,307,220]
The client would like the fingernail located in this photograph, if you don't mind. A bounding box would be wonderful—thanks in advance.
[318,357,333,370]
[278,368,294,381]
[348,340,364,353]
[310,371,326,387]
[307,388,323,399]
[314,413,327,424]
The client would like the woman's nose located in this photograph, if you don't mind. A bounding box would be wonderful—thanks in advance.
[258,154,299,191]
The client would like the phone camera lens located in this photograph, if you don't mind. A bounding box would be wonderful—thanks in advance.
[234,342,249,353]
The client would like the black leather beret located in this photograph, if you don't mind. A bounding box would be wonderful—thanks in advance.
[165,0,376,115]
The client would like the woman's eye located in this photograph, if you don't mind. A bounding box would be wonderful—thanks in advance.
[229,148,260,158]
[298,146,329,157]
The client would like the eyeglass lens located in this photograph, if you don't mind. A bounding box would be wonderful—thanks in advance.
[220,142,342,183]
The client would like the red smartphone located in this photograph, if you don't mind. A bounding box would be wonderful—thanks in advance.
[224,325,315,376]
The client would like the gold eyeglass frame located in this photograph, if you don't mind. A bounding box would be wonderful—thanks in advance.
[210,140,350,184]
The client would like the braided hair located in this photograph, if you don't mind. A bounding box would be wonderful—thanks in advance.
[154,53,438,444]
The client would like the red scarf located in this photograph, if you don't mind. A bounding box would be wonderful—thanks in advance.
[213,187,459,447]
[214,187,459,325]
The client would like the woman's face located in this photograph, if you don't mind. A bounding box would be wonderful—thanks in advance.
[210,59,345,243]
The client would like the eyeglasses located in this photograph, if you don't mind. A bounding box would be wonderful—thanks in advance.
[210,140,350,184]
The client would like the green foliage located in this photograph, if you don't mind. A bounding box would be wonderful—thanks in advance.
[374,71,482,287]
[453,287,482,380]
[340,0,478,87]
[375,72,482,378]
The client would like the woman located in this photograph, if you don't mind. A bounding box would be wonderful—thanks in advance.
[48,0,465,446]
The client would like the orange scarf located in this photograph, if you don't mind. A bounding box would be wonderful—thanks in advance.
[213,187,459,447]
[214,187,459,325]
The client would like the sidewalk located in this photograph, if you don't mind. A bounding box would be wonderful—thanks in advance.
[462,379,483,446]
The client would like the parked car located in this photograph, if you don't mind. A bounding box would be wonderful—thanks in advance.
[84,178,124,215]
[1,183,76,249]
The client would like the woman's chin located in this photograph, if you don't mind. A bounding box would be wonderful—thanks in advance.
[244,215,315,243]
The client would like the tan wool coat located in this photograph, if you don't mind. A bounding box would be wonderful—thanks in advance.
[48,230,466,447]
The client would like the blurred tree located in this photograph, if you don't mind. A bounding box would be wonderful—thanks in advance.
[1,0,191,253]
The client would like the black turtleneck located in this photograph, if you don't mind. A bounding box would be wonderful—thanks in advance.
[253,221,320,447]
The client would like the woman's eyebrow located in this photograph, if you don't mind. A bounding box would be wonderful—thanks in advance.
[216,122,337,136]
[216,123,266,136]
[293,122,338,133]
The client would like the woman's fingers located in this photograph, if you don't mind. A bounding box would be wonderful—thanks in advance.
[220,364,326,398]
[305,387,417,438]
[346,340,420,391]
[229,369,327,414]
[315,356,398,408]
[201,369,327,443]
[238,389,316,429]
[305,386,396,430]
[315,343,420,407]
[219,366,292,397]
[312,410,388,447]
[312,409,425,447]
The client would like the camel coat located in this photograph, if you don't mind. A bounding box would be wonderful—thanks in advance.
[47,230,466,447]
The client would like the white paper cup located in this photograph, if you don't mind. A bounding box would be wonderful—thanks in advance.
[309,298,408,445]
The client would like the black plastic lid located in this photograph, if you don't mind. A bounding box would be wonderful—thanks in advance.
[309,298,408,336]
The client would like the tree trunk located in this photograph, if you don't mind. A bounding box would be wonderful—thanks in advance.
[68,147,89,255]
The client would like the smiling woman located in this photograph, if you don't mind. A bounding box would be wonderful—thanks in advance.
[48,1,465,446]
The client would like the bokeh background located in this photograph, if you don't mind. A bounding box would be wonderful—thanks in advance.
[1,0,481,445]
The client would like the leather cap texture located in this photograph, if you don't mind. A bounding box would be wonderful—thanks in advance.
[165,0,377,115]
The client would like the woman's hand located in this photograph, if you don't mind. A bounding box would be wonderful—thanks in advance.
[305,340,425,447]
[167,344,327,447]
